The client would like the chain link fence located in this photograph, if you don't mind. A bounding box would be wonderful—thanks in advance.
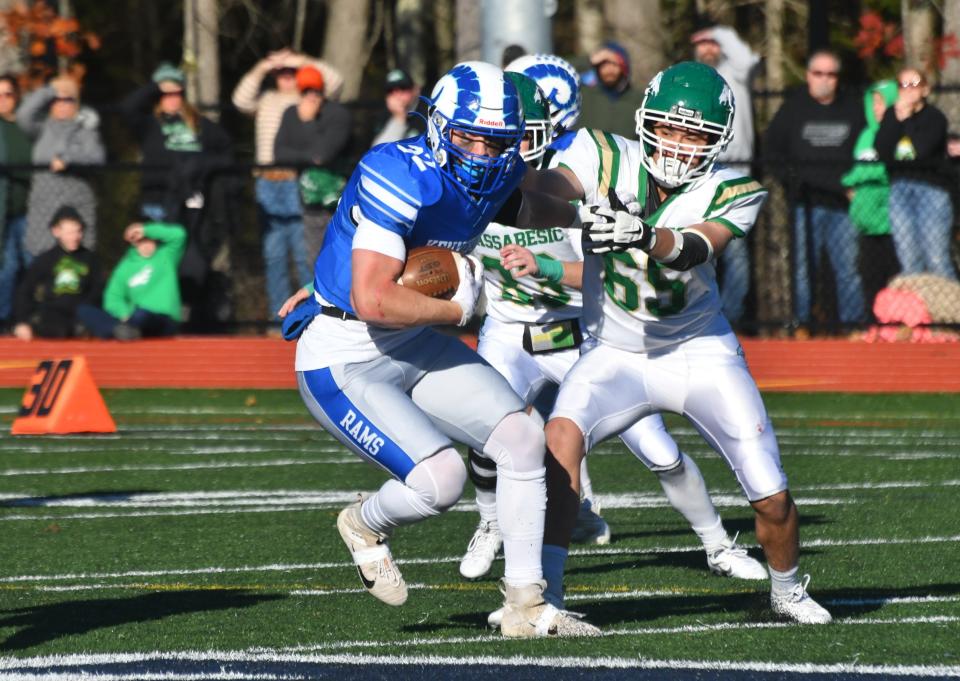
[2,155,959,337]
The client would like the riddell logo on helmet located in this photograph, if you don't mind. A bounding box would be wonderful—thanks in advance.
[477,118,505,127]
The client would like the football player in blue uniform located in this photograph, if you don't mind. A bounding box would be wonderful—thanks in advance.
[289,61,598,637]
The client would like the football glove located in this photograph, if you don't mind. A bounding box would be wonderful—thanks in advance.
[450,253,485,326]
[581,188,657,255]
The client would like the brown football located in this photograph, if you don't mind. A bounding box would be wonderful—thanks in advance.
[397,246,461,299]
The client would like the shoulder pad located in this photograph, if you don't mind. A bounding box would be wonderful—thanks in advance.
[374,139,444,206]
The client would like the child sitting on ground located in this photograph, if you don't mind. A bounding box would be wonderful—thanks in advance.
[77,221,186,340]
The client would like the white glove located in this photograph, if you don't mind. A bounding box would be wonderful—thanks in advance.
[450,253,484,326]
[580,204,657,254]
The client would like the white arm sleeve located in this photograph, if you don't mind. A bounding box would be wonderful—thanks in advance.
[352,218,407,261]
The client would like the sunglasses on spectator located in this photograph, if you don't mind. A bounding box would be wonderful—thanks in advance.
[53,96,77,103]
[160,89,184,98]
[808,70,838,78]
[0,91,15,98]
[899,79,923,89]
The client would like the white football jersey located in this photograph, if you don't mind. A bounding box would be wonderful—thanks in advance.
[472,226,583,323]
[555,128,767,353]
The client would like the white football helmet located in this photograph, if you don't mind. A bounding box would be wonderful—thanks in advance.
[505,54,581,133]
[427,61,525,196]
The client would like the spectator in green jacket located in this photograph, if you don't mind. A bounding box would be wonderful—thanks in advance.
[76,221,186,340]
[841,79,901,316]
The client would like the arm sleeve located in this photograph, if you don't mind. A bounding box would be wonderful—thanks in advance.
[144,222,188,263]
[119,83,160,139]
[712,26,760,78]
[704,176,768,237]
[874,108,903,161]
[354,152,423,239]
[16,86,54,139]
[309,104,352,166]
[102,263,133,321]
[12,258,43,322]
[908,108,948,160]
[553,128,603,203]
[231,64,268,114]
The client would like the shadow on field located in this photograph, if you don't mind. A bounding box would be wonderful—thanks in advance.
[0,589,283,651]
[444,581,960,631]
[0,490,158,507]
[612,513,833,544]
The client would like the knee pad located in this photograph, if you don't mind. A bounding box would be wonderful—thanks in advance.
[406,447,467,513]
[467,446,497,491]
[483,410,545,476]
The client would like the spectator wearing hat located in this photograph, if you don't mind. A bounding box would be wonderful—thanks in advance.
[370,68,422,148]
[120,62,233,223]
[12,205,101,340]
[0,73,33,331]
[17,75,104,259]
[579,41,645,139]
[691,24,761,325]
[271,65,351,318]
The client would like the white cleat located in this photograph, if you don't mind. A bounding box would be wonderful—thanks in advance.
[570,498,611,545]
[459,520,502,579]
[770,574,832,624]
[337,498,407,606]
[499,580,601,638]
[706,533,768,580]
[487,605,504,628]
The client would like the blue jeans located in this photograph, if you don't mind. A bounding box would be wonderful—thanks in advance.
[888,179,957,280]
[793,203,865,324]
[76,304,179,338]
[0,215,28,320]
[719,236,749,324]
[257,178,310,320]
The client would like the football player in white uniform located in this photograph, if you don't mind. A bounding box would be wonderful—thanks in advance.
[527,61,833,625]
[461,61,766,589]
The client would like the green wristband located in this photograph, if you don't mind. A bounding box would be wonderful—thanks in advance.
[534,254,564,283]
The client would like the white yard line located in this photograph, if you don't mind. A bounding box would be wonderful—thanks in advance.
[0,624,958,677]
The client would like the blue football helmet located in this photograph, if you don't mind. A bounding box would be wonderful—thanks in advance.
[505,54,581,134]
[427,61,525,197]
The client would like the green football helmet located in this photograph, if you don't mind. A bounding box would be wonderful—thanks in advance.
[505,71,553,166]
[635,61,734,188]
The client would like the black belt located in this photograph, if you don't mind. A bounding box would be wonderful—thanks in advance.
[320,305,358,322]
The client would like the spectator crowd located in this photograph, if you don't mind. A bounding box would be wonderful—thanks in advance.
[1,28,958,341]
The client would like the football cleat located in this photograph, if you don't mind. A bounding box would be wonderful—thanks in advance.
[571,498,611,545]
[706,533,768,580]
[337,497,407,606]
[459,520,502,579]
[499,580,601,638]
[770,574,833,624]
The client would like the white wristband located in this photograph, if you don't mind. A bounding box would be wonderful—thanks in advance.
[658,229,681,262]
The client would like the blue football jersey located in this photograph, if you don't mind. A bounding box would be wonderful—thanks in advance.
[313,135,526,313]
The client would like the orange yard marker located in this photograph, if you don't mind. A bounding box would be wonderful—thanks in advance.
[11,356,116,435]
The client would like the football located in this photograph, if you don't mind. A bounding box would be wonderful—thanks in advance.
[397,246,462,299]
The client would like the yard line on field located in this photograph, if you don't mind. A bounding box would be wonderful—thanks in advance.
[1,619,958,677]
[826,595,960,606]
[2,534,957,584]
[0,458,352,477]
[0,445,337,456]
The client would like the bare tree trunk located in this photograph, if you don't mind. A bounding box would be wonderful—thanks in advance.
[433,0,455,75]
[455,0,482,62]
[602,0,664,87]
[575,0,604,56]
[940,0,960,121]
[293,0,307,52]
[0,0,24,73]
[321,0,374,101]
[695,0,734,24]
[396,0,426,85]
[195,0,220,118]
[902,0,936,75]
[756,0,789,327]
[183,0,197,102]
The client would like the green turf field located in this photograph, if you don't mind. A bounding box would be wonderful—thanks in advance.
[0,388,957,678]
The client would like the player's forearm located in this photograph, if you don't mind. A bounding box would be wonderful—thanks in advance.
[352,282,461,328]
[516,190,578,229]
[560,261,583,288]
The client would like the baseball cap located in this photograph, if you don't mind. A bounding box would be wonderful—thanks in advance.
[296,65,325,93]
[385,68,414,92]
